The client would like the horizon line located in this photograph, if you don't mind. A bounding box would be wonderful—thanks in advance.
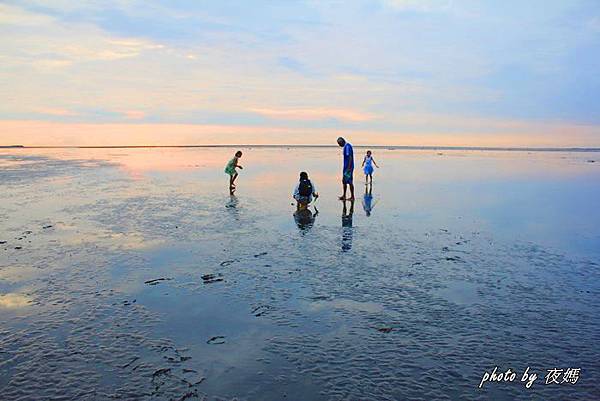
[2,144,600,152]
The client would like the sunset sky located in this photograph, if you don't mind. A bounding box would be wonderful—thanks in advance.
[1,0,600,146]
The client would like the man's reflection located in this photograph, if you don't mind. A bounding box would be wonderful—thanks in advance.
[341,199,354,251]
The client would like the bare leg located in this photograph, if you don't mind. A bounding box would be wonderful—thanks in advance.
[339,182,347,200]
[229,173,238,194]
[348,183,355,201]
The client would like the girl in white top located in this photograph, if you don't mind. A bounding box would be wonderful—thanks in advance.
[362,150,379,184]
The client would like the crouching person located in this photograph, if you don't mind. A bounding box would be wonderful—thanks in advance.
[293,171,319,210]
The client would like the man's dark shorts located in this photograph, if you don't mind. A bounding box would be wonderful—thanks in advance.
[342,170,354,185]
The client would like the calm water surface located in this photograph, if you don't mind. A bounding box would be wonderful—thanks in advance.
[1,147,599,400]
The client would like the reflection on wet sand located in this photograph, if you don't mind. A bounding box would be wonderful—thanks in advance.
[225,194,239,218]
[293,207,318,232]
[308,298,385,314]
[0,293,32,309]
[0,265,39,284]
[362,183,377,217]
[341,199,354,252]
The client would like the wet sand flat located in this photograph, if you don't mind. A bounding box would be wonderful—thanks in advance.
[1,147,599,400]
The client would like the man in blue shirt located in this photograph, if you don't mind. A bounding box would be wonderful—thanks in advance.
[337,137,355,200]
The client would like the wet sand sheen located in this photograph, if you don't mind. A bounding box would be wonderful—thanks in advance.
[0,148,599,400]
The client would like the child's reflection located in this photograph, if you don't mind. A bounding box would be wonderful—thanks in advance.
[362,183,378,217]
[225,194,240,221]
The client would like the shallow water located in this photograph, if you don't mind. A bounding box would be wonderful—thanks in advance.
[1,147,599,400]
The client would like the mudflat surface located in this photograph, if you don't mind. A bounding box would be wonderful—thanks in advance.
[1,147,599,400]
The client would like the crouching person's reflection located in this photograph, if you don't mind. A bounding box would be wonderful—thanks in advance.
[294,206,318,232]
[341,199,354,251]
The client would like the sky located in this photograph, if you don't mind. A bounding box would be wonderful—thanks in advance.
[1,0,600,147]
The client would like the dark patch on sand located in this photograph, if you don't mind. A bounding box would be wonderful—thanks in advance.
[207,336,226,345]
[201,273,223,284]
[145,277,173,285]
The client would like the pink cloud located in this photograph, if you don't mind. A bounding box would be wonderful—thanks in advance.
[249,107,375,122]
[123,110,146,120]
[2,120,600,148]
[34,107,77,116]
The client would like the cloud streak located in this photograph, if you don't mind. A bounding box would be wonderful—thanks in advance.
[33,108,78,117]
[3,119,599,148]
[249,108,375,122]
[382,0,453,13]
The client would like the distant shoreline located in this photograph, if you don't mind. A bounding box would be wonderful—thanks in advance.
[2,144,600,152]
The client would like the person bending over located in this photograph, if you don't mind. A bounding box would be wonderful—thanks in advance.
[293,171,319,210]
[337,137,354,200]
